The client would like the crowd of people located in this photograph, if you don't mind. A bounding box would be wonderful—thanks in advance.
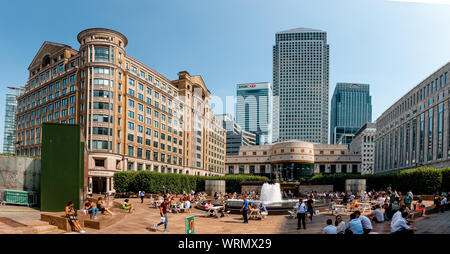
[62,187,448,234]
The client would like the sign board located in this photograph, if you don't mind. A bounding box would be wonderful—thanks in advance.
[237,82,270,90]
[185,216,195,234]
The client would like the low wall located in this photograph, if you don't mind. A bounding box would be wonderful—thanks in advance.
[205,180,225,196]
[345,179,366,194]
[0,155,40,192]
[241,185,262,194]
[298,185,333,193]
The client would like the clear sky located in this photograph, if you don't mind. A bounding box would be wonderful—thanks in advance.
[1,0,449,149]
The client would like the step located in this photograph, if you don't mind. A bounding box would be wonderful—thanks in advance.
[20,220,51,227]
[38,228,66,234]
[32,225,59,233]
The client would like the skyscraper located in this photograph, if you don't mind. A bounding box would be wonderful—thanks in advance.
[217,114,256,156]
[2,87,23,154]
[236,82,272,145]
[330,83,372,144]
[273,28,329,143]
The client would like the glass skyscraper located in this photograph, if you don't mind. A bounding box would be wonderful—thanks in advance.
[330,83,372,144]
[3,90,21,154]
[236,82,272,145]
[272,28,329,143]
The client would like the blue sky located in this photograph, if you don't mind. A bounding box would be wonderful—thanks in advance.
[1,0,449,149]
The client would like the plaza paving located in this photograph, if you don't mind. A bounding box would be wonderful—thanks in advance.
[84,198,449,234]
[0,198,449,234]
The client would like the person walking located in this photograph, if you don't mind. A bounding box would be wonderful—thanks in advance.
[139,190,145,203]
[404,192,413,210]
[240,196,249,223]
[306,197,314,221]
[154,198,169,232]
[296,198,307,230]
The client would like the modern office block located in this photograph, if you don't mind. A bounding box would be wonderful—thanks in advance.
[217,114,256,156]
[236,82,272,145]
[330,83,372,144]
[273,28,329,143]
[374,62,450,173]
[349,122,376,175]
[2,94,19,154]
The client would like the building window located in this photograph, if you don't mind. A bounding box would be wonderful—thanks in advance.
[94,47,109,62]
[94,159,105,167]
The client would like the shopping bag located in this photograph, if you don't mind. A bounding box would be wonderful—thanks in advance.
[160,216,166,223]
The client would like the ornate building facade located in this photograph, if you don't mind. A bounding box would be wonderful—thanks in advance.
[16,28,225,193]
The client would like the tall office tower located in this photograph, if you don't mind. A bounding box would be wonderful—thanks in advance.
[217,114,256,156]
[16,28,226,194]
[272,28,329,143]
[236,82,272,145]
[2,87,24,154]
[330,83,372,144]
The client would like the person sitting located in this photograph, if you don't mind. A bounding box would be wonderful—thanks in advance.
[84,200,98,219]
[96,197,114,216]
[391,211,418,234]
[184,198,191,212]
[122,199,133,213]
[204,201,213,210]
[219,200,229,217]
[258,202,268,218]
[65,201,85,233]
[335,215,346,234]
[441,196,448,213]
[415,199,426,217]
[369,204,384,223]
[322,219,338,234]
[345,213,363,234]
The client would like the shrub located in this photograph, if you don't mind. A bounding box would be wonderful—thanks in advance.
[113,171,269,194]
[301,166,445,194]
[113,171,135,193]
[440,168,450,192]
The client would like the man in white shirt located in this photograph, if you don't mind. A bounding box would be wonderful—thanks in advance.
[370,205,384,223]
[391,209,402,225]
[296,199,307,230]
[391,212,418,234]
[441,196,448,213]
[184,199,191,209]
[355,211,372,234]
[322,219,337,234]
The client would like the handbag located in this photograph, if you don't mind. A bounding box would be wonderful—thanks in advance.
[160,216,166,223]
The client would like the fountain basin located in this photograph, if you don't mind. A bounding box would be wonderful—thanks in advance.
[225,198,300,215]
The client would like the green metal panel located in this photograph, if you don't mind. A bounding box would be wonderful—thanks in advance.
[5,190,29,205]
[41,123,85,212]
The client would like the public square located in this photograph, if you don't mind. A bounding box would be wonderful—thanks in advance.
[1,195,449,234]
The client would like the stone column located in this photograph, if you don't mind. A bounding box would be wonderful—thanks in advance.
[106,177,110,192]
[111,177,115,193]
[88,177,93,194]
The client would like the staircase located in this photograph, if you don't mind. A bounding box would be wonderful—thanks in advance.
[20,220,66,234]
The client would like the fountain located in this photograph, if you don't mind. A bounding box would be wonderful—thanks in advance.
[260,183,282,203]
[225,182,301,215]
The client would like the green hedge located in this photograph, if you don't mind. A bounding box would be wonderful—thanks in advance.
[442,168,450,193]
[302,167,447,194]
[113,171,268,194]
